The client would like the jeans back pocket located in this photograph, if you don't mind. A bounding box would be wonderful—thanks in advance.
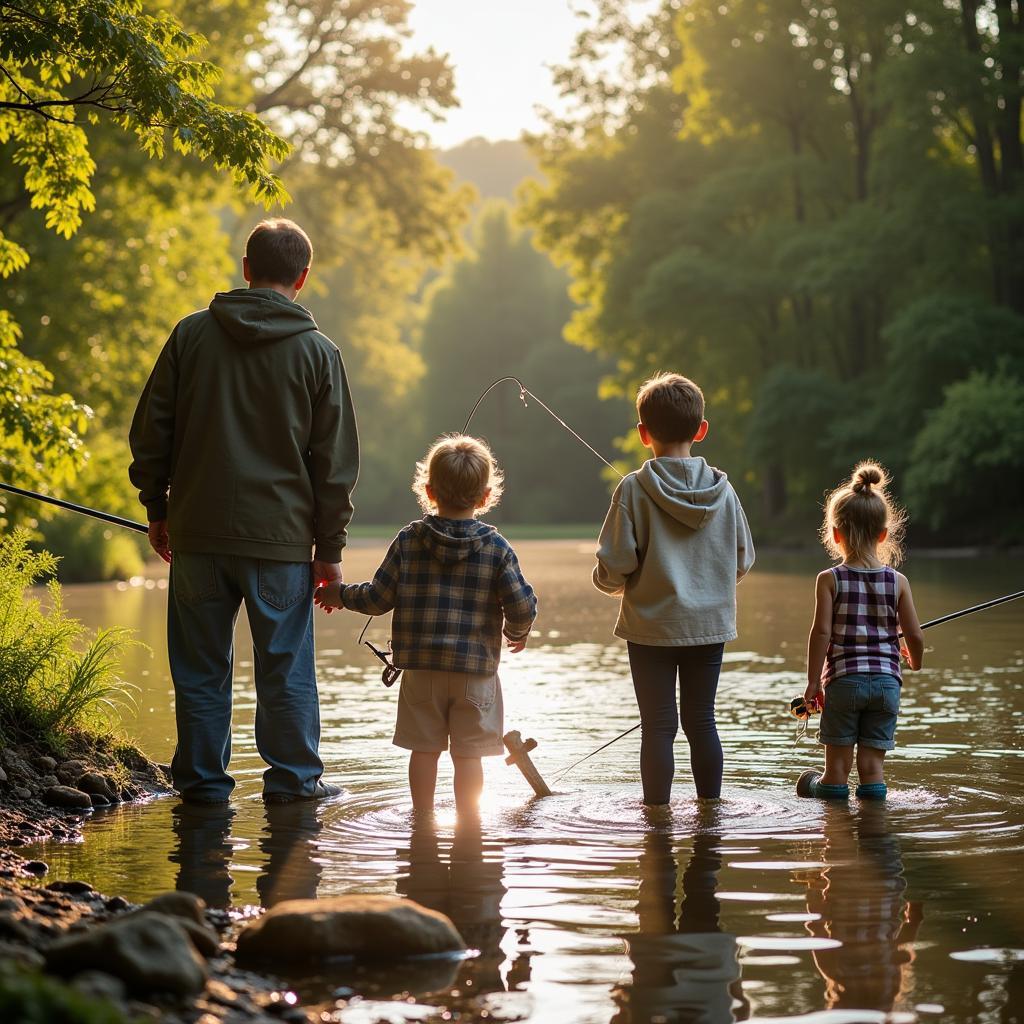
[172,554,218,606]
[257,560,311,611]
[464,676,496,710]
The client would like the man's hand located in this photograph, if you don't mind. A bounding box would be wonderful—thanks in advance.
[313,560,342,613]
[148,520,171,564]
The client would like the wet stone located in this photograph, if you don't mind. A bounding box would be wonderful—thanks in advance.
[43,785,93,809]
[47,879,94,895]
[78,771,116,798]
[235,894,465,965]
[45,913,209,996]
[137,890,206,924]
[105,895,131,912]
[22,860,47,876]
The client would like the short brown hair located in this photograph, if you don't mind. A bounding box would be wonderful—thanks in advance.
[413,435,503,516]
[636,372,705,443]
[245,218,313,285]
[822,461,907,566]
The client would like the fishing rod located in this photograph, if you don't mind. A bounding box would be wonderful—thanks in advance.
[357,376,624,685]
[0,481,148,535]
[552,587,1024,783]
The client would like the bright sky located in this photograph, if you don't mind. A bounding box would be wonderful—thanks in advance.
[405,0,584,147]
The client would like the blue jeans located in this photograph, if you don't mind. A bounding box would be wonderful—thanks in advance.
[820,673,900,751]
[628,642,725,803]
[168,553,322,801]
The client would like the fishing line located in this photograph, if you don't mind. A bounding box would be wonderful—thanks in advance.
[355,376,623,683]
[557,587,1024,780]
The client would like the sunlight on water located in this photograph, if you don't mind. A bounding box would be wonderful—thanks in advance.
[24,546,1024,1022]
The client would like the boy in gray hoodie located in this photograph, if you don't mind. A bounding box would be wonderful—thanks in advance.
[594,372,754,805]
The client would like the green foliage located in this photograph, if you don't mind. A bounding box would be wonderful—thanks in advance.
[411,202,631,524]
[0,962,128,1024]
[906,372,1024,539]
[0,530,135,749]
[523,0,1024,542]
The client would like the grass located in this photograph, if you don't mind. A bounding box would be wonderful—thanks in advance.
[0,530,136,754]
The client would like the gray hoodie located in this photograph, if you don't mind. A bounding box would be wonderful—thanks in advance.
[593,457,754,646]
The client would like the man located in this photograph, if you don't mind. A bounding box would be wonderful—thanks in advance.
[129,218,359,804]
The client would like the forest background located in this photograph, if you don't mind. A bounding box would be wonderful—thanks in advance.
[2,0,1022,581]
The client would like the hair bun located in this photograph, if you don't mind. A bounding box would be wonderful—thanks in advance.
[852,462,885,493]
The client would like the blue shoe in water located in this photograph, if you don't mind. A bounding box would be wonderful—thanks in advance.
[796,770,849,800]
[856,782,887,800]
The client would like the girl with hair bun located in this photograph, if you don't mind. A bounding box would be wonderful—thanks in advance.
[797,461,925,802]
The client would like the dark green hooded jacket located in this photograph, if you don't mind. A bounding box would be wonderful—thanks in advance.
[128,288,359,563]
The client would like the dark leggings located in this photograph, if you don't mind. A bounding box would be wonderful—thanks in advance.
[628,641,725,804]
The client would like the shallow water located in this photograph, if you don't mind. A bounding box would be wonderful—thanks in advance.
[24,543,1024,1022]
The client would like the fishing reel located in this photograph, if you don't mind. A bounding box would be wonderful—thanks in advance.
[789,694,823,720]
[789,693,823,744]
[364,640,402,688]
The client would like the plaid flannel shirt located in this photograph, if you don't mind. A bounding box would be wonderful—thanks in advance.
[339,515,538,674]
[822,564,902,685]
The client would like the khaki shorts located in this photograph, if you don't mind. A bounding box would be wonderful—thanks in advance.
[393,669,504,758]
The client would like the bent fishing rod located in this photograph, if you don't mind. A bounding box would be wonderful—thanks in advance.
[550,587,1024,782]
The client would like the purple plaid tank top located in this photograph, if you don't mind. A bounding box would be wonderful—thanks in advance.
[822,564,902,685]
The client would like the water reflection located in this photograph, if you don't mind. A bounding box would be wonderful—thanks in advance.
[397,815,508,995]
[170,801,236,908]
[802,804,923,1013]
[257,802,324,906]
[614,816,748,1023]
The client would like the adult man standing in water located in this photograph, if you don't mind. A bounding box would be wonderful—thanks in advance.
[129,219,359,805]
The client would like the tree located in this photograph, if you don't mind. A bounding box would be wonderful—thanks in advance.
[523,0,1024,541]
[0,0,288,512]
[413,203,630,525]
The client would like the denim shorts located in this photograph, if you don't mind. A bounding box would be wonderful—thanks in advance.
[819,673,900,750]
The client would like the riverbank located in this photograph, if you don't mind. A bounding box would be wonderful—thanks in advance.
[0,740,317,1024]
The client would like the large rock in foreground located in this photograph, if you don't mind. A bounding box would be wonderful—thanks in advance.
[45,912,208,996]
[235,895,465,964]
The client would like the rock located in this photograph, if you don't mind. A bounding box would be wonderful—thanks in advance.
[0,896,25,911]
[45,913,208,996]
[43,785,93,809]
[0,940,44,969]
[177,919,220,958]
[136,890,206,924]
[71,970,128,1003]
[40,773,59,788]
[105,895,131,913]
[0,765,7,783]
[56,759,87,785]
[90,792,112,807]
[78,771,116,799]
[22,860,47,876]
[0,911,34,943]
[235,895,465,965]
[46,879,94,895]
[35,755,58,772]
[12,787,31,800]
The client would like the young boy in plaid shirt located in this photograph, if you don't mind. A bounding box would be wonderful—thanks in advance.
[316,435,537,814]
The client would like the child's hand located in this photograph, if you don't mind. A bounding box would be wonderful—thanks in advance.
[506,636,527,654]
[900,645,916,667]
[803,679,822,704]
[314,580,343,613]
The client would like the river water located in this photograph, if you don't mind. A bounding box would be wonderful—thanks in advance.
[24,542,1024,1023]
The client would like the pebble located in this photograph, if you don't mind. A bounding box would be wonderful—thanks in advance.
[78,770,116,799]
[34,756,58,773]
[39,773,59,788]
[0,766,7,784]
[22,860,47,876]
[105,895,131,912]
[12,787,31,800]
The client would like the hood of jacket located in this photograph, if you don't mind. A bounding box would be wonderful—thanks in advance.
[413,516,496,564]
[209,288,318,346]
[636,457,729,530]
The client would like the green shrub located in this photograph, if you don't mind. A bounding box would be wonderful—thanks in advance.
[0,530,136,751]
[0,963,128,1024]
